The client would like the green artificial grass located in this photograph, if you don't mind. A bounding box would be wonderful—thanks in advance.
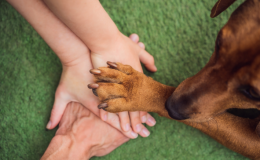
[0,0,248,159]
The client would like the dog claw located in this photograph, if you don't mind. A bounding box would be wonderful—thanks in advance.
[88,83,99,89]
[90,69,101,74]
[92,89,98,96]
[98,103,108,109]
[107,61,117,68]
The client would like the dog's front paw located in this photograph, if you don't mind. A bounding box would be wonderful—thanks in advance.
[88,62,147,113]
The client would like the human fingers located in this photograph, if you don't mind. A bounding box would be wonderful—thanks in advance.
[129,33,139,43]
[138,42,157,72]
[118,111,131,132]
[140,111,148,123]
[129,111,150,137]
[99,109,138,139]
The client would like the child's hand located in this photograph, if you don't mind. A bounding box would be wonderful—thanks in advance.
[47,49,154,138]
[91,33,157,135]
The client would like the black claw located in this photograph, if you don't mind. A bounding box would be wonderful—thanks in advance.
[98,103,108,109]
[92,89,98,96]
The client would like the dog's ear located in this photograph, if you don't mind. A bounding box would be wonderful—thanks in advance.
[211,0,237,18]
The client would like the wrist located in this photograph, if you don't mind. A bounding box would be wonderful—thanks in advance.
[47,135,93,160]
[71,140,93,160]
[89,29,122,54]
[67,134,97,159]
[41,135,73,160]
[59,48,90,68]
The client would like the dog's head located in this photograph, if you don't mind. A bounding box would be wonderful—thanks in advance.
[166,0,260,121]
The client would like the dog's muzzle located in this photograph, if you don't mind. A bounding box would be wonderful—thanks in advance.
[165,96,189,120]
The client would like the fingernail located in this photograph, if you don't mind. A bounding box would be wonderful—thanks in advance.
[135,124,141,133]
[148,117,156,126]
[130,34,138,41]
[141,116,147,123]
[90,69,101,74]
[138,42,145,49]
[124,123,130,131]
[103,114,107,121]
[154,66,157,71]
[142,128,150,137]
[88,83,99,89]
[46,121,51,129]
[131,131,138,139]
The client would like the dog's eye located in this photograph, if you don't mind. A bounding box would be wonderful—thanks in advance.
[249,88,260,99]
[240,86,260,101]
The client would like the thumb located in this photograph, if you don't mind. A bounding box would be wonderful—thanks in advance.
[46,96,68,130]
[138,42,157,72]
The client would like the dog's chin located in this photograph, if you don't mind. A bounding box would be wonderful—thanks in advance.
[166,109,189,120]
[166,107,215,122]
[185,111,227,123]
[185,117,214,123]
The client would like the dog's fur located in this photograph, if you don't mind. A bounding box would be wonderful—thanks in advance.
[89,0,260,159]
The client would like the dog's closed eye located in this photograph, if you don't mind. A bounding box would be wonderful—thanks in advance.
[239,86,260,101]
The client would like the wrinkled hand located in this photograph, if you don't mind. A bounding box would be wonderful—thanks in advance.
[41,102,129,160]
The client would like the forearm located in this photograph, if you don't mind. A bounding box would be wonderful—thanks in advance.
[7,0,89,66]
[43,0,120,53]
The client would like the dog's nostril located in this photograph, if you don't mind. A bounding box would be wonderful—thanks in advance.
[165,97,189,120]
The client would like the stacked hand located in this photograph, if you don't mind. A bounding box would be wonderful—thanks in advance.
[48,33,157,138]
[7,0,158,158]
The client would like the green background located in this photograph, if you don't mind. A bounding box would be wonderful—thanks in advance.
[0,0,248,159]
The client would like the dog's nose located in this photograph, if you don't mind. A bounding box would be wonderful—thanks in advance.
[165,96,189,120]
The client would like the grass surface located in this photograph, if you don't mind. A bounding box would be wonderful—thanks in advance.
[0,0,248,159]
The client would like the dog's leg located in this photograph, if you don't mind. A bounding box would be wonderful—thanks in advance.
[89,62,175,118]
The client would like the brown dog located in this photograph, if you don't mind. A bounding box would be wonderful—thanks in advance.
[89,0,260,159]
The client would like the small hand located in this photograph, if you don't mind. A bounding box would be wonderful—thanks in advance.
[91,33,157,136]
[46,50,151,138]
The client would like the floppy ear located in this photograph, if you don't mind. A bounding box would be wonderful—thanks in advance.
[211,0,237,18]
